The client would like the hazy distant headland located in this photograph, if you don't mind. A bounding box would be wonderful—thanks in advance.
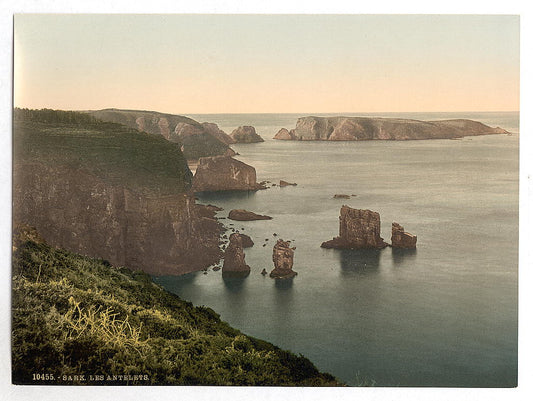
[87,108,236,160]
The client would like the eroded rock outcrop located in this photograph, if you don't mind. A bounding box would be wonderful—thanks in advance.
[13,163,223,276]
[228,209,272,221]
[222,233,251,275]
[230,126,264,143]
[192,156,266,192]
[275,116,510,141]
[270,239,297,279]
[391,223,417,249]
[321,206,388,249]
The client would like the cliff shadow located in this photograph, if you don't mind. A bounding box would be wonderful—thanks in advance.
[391,248,418,266]
[154,271,199,294]
[337,249,382,277]
[222,271,250,293]
[196,190,257,203]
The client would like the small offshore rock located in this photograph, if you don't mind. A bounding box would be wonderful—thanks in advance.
[228,209,272,221]
[230,126,264,143]
[279,180,297,187]
[391,222,417,249]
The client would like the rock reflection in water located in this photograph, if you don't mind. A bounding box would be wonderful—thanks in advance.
[391,248,417,266]
[337,249,382,276]
[222,271,250,293]
[273,277,294,290]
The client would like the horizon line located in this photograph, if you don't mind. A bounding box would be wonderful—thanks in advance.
[12,106,520,115]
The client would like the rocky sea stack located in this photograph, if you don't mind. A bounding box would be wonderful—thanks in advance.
[222,233,251,276]
[230,126,264,143]
[321,206,388,249]
[391,222,417,249]
[192,156,266,192]
[270,239,297,279]
[275,116,509,141]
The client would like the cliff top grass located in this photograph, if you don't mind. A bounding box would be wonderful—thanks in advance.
[14,108,192,196]
[12,224,340,386]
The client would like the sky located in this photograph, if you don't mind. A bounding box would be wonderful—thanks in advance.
[14,14,520,114]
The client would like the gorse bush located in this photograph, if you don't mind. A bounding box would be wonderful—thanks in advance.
[12,225,340,386]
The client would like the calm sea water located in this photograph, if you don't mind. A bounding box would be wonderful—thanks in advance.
[155,112,519,387]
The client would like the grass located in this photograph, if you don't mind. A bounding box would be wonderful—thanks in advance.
[14,108,192,195]
[12,224,341,386]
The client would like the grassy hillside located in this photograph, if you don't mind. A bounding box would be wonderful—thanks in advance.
[87,108,232,160]
[12,225,340,386]
[14,108,192,195]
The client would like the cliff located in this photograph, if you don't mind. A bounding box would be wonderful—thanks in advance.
[274,116,509,141]
[87,108,235,159]
[321,206,388,249]
[13,110,223,275]
[230,126,264,143]
[192,156,267,192]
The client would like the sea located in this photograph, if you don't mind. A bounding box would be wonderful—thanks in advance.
[154,111,519,387]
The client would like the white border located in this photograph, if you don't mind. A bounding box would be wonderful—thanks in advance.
[1,1,531,401]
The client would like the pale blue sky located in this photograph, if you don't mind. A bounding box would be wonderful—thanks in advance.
[14,14,519,113]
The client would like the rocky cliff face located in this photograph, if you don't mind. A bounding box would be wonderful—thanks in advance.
[230,126,264,143]
[222,233,251,275]
[88,109,234,159]
[13,163,223,276]
[321,206,388,249]
[270,239,297,279]
[391,223,417,249]
[275,116,509,141]
[192,156,266,192]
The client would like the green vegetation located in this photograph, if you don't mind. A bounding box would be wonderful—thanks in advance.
[14,108,192,195]
[88,108,232,160]
[12,225,340,386]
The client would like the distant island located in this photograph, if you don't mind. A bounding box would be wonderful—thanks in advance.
[274,116,509,141]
